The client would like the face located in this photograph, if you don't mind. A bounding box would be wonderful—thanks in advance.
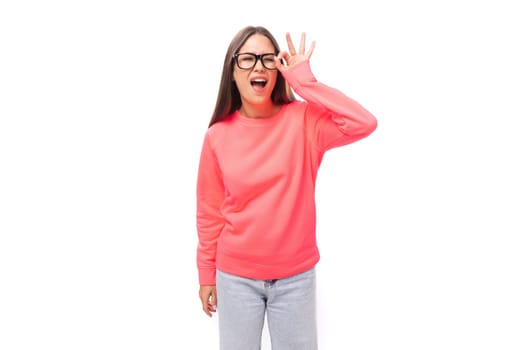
[233,34,279,111]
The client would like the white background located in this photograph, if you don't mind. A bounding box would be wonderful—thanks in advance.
[1,0,524,349]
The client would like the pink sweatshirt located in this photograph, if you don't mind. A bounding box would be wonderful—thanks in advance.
[196,61,377,285]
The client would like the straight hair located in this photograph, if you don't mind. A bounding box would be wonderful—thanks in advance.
[208,26,295,127]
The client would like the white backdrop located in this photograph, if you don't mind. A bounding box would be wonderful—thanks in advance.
[1,0,524,349]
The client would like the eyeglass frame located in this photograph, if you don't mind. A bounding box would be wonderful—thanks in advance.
[232,52,281,70]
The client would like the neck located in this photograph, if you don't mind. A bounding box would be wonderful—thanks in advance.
[239,103,280,119]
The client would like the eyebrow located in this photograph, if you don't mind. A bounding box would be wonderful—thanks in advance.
[236,52,276,55]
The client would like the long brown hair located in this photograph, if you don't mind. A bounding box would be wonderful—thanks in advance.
[208,26,295,127]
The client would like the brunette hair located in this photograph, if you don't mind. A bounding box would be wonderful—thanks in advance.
[208,26,295,127]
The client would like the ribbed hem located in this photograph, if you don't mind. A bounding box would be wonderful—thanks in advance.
[216,247,320,281]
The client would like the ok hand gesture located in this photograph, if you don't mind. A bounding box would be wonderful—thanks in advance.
[275,32,315,72]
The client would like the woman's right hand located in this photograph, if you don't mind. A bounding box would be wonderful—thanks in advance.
[275,32,315,72]
[199,285,217,317]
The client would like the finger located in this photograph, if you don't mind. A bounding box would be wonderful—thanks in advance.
[203,306,212,317]
[206,294,217,317]
[275,52,289,70]
[200,295,211,317]
[201,299,212,317]
[202,299,216,317]
[207,303,217,314]
[306,40,316,59]
[199,289,213,316]
[274,56,284,71]
[299,32,306,54]
[210,289,217,308]
[275,60,286,72]
[279,51,290,61]
[208,304,217,314]
[286,32,296,55]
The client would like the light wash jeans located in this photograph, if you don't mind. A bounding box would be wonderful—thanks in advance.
[216,267,317,350]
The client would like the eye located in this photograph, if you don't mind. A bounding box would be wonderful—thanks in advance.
[240,55,255,63]
[262,55,275,64]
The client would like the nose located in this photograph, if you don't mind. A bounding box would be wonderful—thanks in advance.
[253,56,266,71]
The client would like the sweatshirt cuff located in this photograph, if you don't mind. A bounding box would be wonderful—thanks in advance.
[199,267,217,286]
[281,60,317,90]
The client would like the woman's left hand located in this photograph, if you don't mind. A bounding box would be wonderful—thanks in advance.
[275,32,315,72]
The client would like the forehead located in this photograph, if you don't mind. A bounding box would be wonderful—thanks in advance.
[239,34,275,53]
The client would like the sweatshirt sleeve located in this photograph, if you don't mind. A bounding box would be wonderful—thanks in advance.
[196,133,225,285]
[281,61,378,150]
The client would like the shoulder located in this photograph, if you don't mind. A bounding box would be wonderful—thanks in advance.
[286,100,327,122]
[207,114,235,135]
[203,114,236,149]
[286,99,307,111]
[282,100,308,120]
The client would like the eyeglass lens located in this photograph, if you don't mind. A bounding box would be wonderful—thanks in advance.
[236,53,277,70]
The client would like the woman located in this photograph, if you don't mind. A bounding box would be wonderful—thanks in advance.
[196,25,377,349]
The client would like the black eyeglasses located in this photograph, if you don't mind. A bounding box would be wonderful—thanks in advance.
[233,52,279,70]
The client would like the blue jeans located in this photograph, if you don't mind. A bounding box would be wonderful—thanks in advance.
[216,268,317,350]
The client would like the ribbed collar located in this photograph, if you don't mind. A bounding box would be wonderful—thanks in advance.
[233,103,289,127]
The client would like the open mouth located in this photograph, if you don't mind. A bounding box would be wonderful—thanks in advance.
[250,79,267,88]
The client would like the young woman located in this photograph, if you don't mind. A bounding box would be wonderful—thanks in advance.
[196,25,377,349]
